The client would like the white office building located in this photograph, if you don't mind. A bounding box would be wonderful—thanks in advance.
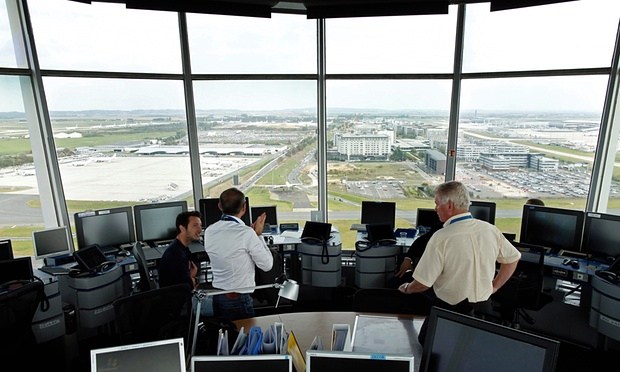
[333,133,391,161]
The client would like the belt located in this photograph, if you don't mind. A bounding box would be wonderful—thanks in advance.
[214,292,241,299]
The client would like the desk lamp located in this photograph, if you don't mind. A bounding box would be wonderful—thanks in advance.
[187,276,299,360]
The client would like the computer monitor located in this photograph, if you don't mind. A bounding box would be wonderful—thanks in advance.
[305,350,415,372]
[365,223,396,243]
[199,197,251,229]
[361,201,396,230]
[416,208,441,232]
[251,205,278,227]
[0,239,13,260]
[519,205,585,254]
[32,226,73,261]
[74,206,135,253]
[190,355,292,372]
[581,212,620,264]
[90,338,186,372]
[469,200,496,225]
[419,307,560,372]
[301,221,332,243]
[134,201,188,246]
[0,257,33,284]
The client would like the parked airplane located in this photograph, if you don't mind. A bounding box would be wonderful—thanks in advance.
[72,158,92,167]
[91,153,117,163]
[17,167,36,176]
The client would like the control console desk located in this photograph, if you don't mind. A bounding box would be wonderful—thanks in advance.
[58,264,131,330]
[32,269,66,343]
[589,271,620,342]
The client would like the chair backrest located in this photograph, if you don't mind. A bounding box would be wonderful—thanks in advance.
[490,243,551,323]
[513,243,547,307]
[113,283,192,345]
[352,288,431,315]
[0,280,44,355]
[132,241,158,292]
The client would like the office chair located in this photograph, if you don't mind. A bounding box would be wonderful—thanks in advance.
[131,241,158,292]
[253,247,284,307]
[113,283,192,345]
[490,244,554,328]
[0,280,45,358]
[352,288,432,315]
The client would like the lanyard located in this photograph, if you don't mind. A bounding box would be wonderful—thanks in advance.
[449,214,473,225]
[221,214,240,223]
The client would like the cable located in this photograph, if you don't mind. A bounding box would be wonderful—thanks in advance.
[31,276,50,312]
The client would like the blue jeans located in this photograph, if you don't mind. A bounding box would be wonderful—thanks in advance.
[212,293,254,321]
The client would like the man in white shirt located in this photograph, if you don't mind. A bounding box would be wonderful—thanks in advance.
[204,187,274,320]
[399,181,521,345]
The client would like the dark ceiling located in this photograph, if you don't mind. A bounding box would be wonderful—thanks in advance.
[67,0,580,18]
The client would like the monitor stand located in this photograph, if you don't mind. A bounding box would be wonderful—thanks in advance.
[44,253,74,267]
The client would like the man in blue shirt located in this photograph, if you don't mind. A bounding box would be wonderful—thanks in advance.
[159,211,202,291]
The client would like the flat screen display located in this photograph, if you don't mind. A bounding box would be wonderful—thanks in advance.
[32,226,73,260]
[134,201,188,244]
[74,207,135,251]
[469,200,496,225]
[91,338,186,372]
[420,307,559,372]
[581,212,620,263]
[0,239,13,260]
[519,205,584,254]
[0,257,33,284]
[416,208,441,231]
[361,201,396,230]
[301,221,332,242]
[190,355,292,372]
[251,205,278,227]
[199,197,251,229]
[306,350,414,372]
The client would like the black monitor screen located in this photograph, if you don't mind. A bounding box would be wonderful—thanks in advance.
[199,197,251,229]
[416,208,441,231]
[0,257,33,284]
[469,201,496,225]
[306,351,414,372]
[519,205,584,254]
[0,239,13,260]
[420,307,559,372]
[251,205,278,226]
[33,226,73,260]
[134,201,188,244]
[361,201,396,230]
[74,207,135,250]
[582,212,620,263]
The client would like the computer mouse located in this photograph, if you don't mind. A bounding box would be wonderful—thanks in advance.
[117,250,131,257]
[562,258,579,269]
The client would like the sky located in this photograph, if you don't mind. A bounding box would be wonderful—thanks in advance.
[0,0,619,112]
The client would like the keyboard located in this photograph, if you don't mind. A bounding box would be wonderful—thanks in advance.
[39,264,78,275]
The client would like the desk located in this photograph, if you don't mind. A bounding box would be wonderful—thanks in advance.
[234,311,421,353]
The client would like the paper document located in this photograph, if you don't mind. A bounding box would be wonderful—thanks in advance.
[230,326,247,355]
[216,329,229,355]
